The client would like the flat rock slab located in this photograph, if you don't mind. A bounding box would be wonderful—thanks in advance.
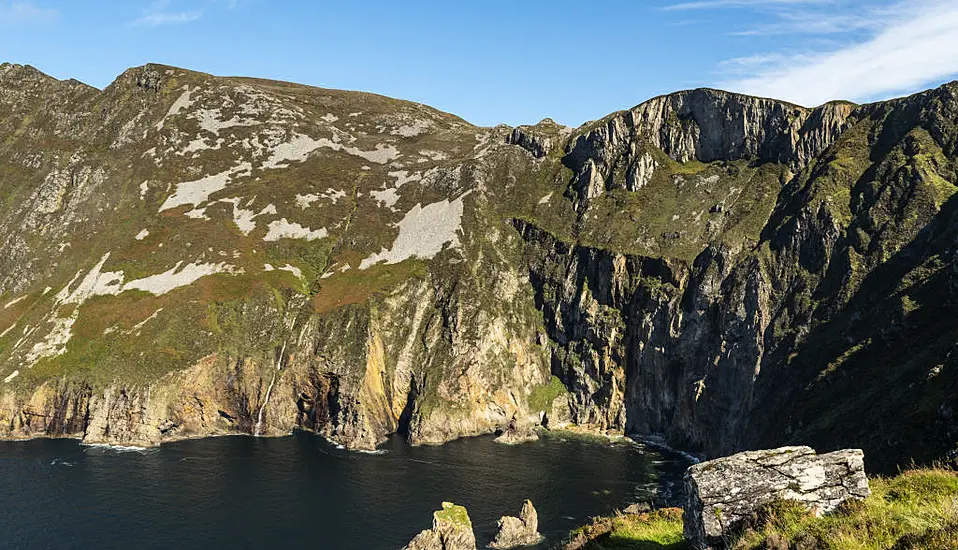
[683,446,870,549]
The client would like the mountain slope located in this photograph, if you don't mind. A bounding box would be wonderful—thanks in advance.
[0,63,955,471]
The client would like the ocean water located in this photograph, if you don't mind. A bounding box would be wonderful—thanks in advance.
[0,431,689,549]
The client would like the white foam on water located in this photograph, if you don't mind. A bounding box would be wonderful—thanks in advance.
[81,443,152,453]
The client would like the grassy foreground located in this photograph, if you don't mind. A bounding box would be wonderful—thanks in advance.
[559,468,958,550]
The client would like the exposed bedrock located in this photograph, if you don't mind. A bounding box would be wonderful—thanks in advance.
[1,64,958,471]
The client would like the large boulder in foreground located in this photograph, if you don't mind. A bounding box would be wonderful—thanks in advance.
[683,446,870,549]
[489,499,543,548]
[403,502,477,550]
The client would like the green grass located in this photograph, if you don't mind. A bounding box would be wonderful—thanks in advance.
[527,375,568,412]
[733,468,958,550]
[564,508,686,549]
[561,469,958,550]
[434,502,472,528]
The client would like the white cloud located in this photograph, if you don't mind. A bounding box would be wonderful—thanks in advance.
[0,1,58,23]
[728,11,885,36]
[130,1,201,27]
[719,0,958,106]
[132,11,201,26]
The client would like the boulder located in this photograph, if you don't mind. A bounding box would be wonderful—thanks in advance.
[403,502,477,550]
[623,502,651,515]
[489,500,543,549]
[494,416,539,445]
[683,446,870,550]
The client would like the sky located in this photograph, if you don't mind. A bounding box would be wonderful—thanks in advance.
[1,0,958,127]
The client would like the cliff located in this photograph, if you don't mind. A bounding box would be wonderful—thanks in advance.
[0,62,956,471]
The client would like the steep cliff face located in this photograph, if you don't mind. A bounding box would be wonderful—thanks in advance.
[514,82,958,470]
[1,62,956,470]
[0,63,552,450]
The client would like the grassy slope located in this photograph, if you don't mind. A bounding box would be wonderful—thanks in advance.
[560,469,958,550]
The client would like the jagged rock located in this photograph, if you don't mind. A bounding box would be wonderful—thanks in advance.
[489,500,543,549]
[683,446,870,550]
[507,127,551,159]
[625,152,657,191]
[494,416,539,445]
[1,61,958,474]
[403,502,477,550]
[622,502,651,514]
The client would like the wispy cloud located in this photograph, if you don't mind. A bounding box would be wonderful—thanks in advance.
[130,0,202,27]
[728,11,886,36]
[0,1,58,24]
[663,0,831,11]
[720,0,958,105]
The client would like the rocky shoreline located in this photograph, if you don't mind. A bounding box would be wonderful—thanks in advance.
[402,446,874,550]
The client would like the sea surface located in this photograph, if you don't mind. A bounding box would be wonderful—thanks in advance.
[0,431,690,549]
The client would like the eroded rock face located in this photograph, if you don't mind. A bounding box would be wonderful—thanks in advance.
[1,62,957,473]
[683,446,870,549]
[489,499,543,549]
[403,502,477,550]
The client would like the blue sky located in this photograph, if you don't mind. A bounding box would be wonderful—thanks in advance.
[2,0,958,127]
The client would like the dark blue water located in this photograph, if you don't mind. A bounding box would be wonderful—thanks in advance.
[0,431,689,550]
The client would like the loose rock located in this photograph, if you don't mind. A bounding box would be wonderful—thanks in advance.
[494,416,539,445]
[683,446,870,550]
[489,499,543,549]
[623,502,651,515]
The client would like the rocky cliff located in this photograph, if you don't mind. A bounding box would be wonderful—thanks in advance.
[0,63,956,470]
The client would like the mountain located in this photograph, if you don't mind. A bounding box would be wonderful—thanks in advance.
[0,63,956,472]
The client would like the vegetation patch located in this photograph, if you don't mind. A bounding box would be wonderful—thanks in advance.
[560,469,958,550]
[527,375,568,412]
[434,502,472,528]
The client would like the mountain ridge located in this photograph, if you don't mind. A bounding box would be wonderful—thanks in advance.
[0,63,956,472]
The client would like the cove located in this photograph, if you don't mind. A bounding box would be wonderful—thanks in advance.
[0,431,690,549]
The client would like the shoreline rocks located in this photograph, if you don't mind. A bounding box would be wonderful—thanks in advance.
[683,446,870,550]
[494,417,539,445]
[489,499,543,549]
[403,502,477,550]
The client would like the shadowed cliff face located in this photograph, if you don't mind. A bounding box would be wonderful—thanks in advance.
[0,62,956,470]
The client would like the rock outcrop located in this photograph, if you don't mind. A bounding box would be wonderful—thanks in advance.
[403,502,477,550]
[489,499,543,549]
[494,416,539,445]
[1,63,957,472]
[683,447,870,549]
[564,88,855,206]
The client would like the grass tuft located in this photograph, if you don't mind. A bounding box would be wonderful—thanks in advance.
[560,468,958,550]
